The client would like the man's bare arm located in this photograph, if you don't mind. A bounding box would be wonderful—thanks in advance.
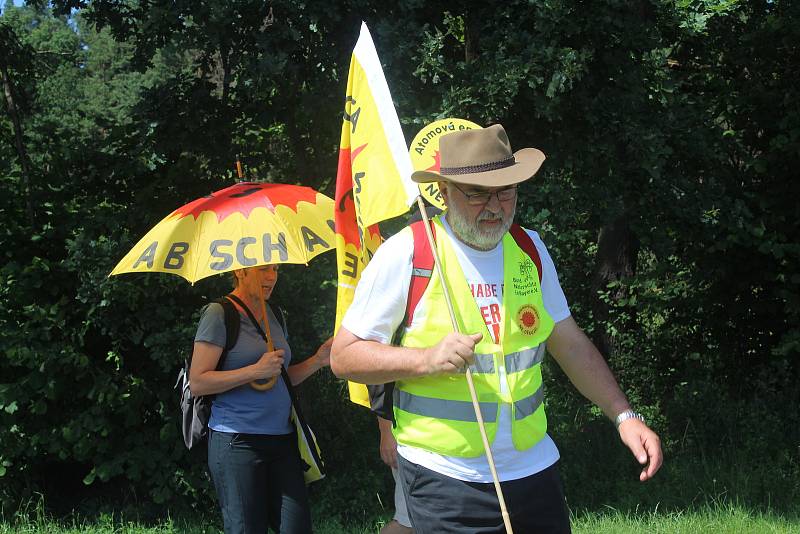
[547,316,663,481]
[330,327,482,384]
[546,316,630,418]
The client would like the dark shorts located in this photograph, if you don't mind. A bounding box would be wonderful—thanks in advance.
[208,430,311,534]
[397,455,571,534]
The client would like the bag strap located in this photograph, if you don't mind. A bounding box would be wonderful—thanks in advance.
[187,297,239,373]
[226,293,271,342]
[226,293,325,474]
[508,223,543,284]
[225,295,294,401]
[404,220,544,327]
[405,219,436,327]
[214,296,240,370]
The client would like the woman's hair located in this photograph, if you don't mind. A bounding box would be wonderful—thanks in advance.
[230,271,239,288]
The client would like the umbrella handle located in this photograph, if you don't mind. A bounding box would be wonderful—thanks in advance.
[250,376,277,391]
[250,286,278,391]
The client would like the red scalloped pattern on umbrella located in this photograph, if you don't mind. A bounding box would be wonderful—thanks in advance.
[171,182,320,223]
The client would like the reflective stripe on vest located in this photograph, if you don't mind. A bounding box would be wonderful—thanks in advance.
[505,344,545,374]
[395,385,543,423]
[469,353,495,374]
[514,387,544,420]
[395,389,498,423]
[469,345,545,375]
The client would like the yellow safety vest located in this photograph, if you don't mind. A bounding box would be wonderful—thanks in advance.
[393,216,555,457]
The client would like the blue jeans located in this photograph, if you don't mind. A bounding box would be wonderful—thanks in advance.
[208,430,312,534]
[398,455,571,533]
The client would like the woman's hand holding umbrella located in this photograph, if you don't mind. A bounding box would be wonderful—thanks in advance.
[251,348,285,382]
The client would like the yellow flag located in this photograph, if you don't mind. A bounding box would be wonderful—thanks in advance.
[334,22,416,407]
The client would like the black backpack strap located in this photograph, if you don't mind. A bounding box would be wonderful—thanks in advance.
[227,294,276,356]
[213,296,241,370]
[188,298,239,372]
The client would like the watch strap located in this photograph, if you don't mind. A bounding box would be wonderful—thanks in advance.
[615,410,645,429]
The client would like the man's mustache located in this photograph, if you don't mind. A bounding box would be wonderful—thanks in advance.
[478,211,503,221]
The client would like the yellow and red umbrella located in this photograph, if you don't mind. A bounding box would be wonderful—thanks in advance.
[111,181,335,390]
[110,181,335,283]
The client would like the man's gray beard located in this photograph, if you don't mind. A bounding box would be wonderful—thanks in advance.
[447,201,516,250]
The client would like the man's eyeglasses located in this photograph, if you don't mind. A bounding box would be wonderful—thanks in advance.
[450,183,518,206]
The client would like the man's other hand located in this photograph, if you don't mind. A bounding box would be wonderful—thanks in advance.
[618,418,663,482]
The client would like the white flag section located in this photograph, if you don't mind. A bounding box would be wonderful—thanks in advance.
[350,21,418,225]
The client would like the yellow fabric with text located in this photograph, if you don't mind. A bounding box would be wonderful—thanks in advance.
[334,39,413,407]
[111,194,335,284]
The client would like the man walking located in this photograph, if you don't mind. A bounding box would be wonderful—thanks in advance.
[331,124,662,533]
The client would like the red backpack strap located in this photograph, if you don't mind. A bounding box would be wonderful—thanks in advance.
[509,224,543,284]
[405,222,539,326]
[406,220,436,327]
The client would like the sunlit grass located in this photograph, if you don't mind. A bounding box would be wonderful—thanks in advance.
[1,501,797,534]
[571,502,799,534]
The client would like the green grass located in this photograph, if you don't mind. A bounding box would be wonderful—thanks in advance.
[570,504,799,533]
[1,503,798,534]
[3,430,797,534]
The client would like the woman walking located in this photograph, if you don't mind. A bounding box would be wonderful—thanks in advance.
[190,264,331,533]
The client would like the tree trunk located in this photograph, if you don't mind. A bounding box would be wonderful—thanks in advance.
[464,10,480,63]
[591,215,639,359]
[0,63,34,224]
[220,42,231,104]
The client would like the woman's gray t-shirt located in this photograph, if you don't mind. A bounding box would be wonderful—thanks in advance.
[194,301,293,435]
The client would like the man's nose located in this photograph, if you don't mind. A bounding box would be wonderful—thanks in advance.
[484,193,503,212]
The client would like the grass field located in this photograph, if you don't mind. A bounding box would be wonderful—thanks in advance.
[1,503,798,534]
[3,433,797,534]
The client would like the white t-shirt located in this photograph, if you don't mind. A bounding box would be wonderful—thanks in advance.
[341,217,571,482]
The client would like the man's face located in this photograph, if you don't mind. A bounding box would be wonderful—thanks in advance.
[440,181,517,250]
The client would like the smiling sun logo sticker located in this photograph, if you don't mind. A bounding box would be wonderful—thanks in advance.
[516,305,540,336]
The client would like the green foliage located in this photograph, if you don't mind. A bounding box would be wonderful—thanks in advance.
[0,0,798,526]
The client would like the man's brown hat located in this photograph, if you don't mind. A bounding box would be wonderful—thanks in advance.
[410,124,546,187]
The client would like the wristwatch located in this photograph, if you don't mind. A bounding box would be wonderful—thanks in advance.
[614,410,645,429]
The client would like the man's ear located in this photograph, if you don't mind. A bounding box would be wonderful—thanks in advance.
[438,181,450,206]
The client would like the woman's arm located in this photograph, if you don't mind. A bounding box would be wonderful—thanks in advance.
[287,337,333,386]
[377,416,398,468]
[189,341,284,396]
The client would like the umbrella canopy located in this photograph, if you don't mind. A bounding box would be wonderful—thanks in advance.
[110,182,335,284]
